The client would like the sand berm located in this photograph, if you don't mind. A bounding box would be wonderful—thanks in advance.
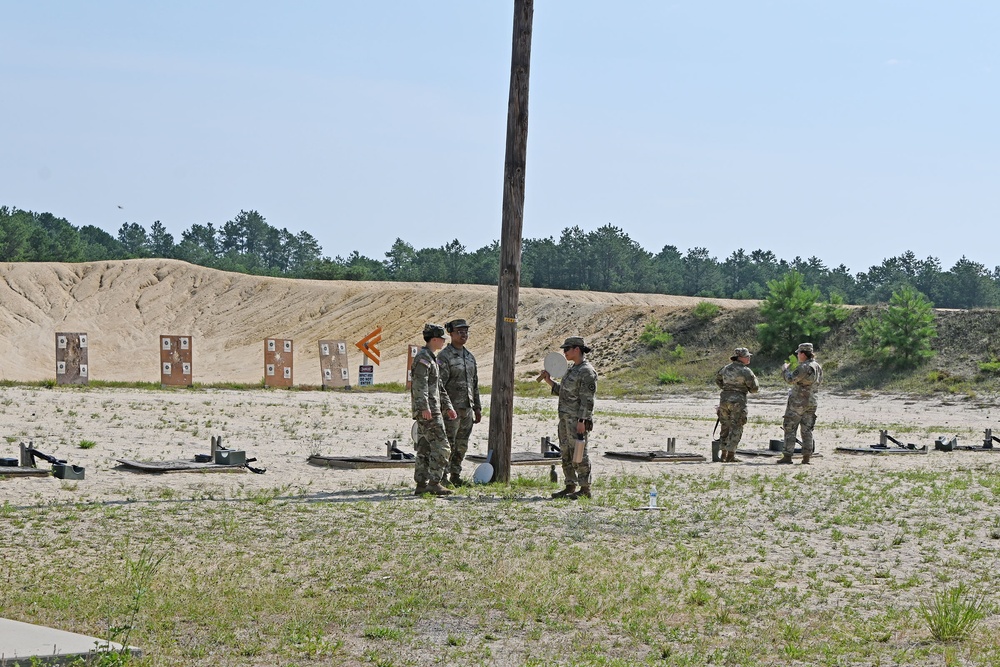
[0,259,754,384]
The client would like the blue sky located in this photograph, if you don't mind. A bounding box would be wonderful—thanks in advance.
[2,1,998,274]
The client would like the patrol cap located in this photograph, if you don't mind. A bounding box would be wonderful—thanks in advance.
[445,319,470,333]
[560,336,591,353]
[730,347,752,361]
[423,323,446,341]
[794,342,814,354]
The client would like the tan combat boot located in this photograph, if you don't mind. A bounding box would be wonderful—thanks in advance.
[776,454,794,465]
[414,482,429,496]
[569,486,592,500]
[427,481,453,496]
[728,451,742,463]
[551,484,577,499]
[449,473,466,487]
[800,453,811,465]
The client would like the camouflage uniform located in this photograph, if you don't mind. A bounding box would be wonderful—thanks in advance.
[551,359,598,487]
[715,353,759,453]
[782,354,823,457]
[410,345,454,486]
[438,343,481,477]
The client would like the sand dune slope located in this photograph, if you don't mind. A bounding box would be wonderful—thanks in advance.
[0,260,755,383]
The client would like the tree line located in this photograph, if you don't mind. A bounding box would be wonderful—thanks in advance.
[2,205,998,308]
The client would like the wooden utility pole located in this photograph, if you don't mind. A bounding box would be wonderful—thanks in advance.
[488,0,533,483]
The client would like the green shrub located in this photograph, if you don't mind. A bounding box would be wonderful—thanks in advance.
[78,439,97,449]
[978,357,1000,374]
[669,344,685,360]
[692,301,720,321]
[657,370,684,385]
[639,321,674,350]
[927,370,962,386]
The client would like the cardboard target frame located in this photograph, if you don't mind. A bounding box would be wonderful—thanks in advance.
[318,339,351,388]
[160,335,193,387]
[55,332,89,385]
[264,338,294,388]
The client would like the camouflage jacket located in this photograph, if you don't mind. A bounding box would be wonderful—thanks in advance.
[438,344,481,411]
[715,361,760,404]
[410,346,454,418]
[552,359,598,420]
[782,359,823,412]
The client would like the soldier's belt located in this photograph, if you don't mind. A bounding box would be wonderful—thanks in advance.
[720,390,748,399]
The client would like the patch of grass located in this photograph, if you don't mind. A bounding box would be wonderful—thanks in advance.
[513,380,555,398]
[656,370,684,385]
[977,357,1000,374]
[918,583,986,642]
[5,388,1000,665]
[78,439,97,449]
[363,626,404,641]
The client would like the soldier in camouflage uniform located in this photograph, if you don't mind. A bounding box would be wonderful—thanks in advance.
[778,342,823,465]
[715,347,760,462]
[410,323,458,495]
[438,319,482,487]
[538,336,598,500]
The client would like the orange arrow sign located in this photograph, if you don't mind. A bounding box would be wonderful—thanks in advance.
[356,327,382,366]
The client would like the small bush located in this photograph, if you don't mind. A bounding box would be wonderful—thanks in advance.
[670,344,685,360]
[692,301,720,321]
[927,370,962,386]
[78,439,97,449]
[978,357,1000,374]
[657,371,684,385]
[639,321,674,350]
[919,583,986,642]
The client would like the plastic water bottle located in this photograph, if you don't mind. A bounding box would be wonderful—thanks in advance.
[649,485,658,509]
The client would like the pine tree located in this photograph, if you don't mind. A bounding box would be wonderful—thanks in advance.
[756,271,830,355]
[880,286,937,367]
[855,286,937,368]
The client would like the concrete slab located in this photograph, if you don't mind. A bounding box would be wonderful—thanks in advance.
[0,617,140,665]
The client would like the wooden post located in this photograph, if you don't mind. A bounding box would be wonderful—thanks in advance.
[488,0,533,483]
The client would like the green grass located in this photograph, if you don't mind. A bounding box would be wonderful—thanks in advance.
[657,370,684,385]
[4,465,1000,665]
[78,439,97,449]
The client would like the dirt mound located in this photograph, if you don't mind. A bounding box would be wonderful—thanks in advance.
[0,260,757,384]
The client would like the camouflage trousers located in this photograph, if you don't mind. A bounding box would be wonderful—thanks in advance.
[445,407,475,476]
[783,409,817,456]
[718,400,748,453]
[414,415,450,485]
[557,414,591,487]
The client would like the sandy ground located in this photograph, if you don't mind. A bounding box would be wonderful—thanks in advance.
[0,259,755,385]
[2,385,998,506]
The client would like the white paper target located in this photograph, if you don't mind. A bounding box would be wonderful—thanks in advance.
[543,352,568,380]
